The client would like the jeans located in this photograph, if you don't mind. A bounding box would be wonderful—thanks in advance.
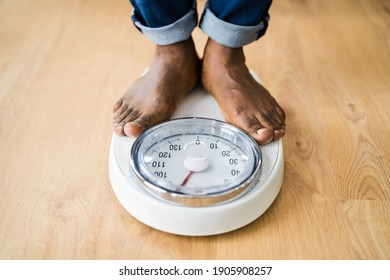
[130,0,272,48]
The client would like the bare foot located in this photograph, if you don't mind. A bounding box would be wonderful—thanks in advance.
[201,39,286,145]
[113,38,199,137]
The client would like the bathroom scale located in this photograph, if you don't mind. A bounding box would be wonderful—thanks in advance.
[108,70,284,236]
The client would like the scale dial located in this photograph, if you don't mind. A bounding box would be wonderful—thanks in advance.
[130,118,262,206]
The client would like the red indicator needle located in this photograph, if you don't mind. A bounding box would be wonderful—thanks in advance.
[180,171,193,186]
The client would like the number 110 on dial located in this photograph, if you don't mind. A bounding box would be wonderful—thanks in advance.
[142,134,251,190]
[130,118,261,206]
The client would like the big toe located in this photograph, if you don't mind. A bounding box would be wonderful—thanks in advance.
[123,112,165,137]
[251,128,274,145]
[235,115,275,145]
[123,122,142,137]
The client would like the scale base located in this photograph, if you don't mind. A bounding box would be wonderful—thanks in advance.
[109,71,284,236]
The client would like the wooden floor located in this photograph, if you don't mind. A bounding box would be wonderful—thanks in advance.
[0,0,389,260]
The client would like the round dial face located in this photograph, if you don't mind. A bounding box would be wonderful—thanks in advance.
[130,118,262,206]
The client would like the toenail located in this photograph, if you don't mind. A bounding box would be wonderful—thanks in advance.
[266,133,274,144]
[123,122,132,131]
[256,128,274,144]
[256,128,270,135]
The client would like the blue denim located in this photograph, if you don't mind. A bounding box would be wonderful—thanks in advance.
[208,0,272,26]
[130,0,272,47]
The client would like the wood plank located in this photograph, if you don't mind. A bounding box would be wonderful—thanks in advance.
[0,0,389,259]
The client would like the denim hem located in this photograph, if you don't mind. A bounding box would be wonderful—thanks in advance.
[132,3,198,45]
[199,6,269,48]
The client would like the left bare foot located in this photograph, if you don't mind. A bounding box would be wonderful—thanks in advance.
[201,39,286,145]
[113,38,199,137]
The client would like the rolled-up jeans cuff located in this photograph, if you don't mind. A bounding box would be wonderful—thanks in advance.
[199,6,269,48]
[132,3,198,46]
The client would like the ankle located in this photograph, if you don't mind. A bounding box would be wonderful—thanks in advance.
[203,38,246,67]
[156,37,197,60]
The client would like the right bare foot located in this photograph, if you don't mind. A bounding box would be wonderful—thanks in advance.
[201,39,286,145]
[113,38,199,137]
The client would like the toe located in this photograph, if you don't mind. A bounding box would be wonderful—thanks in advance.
[257,108,286,144]
[275,106,286,120]
[114,107,138,126]
[113,103,128,118]
[273,126,286,141]
[113,109,140,136]
[232,115,274,145]
[123,122,142,137]
[113,99,123,113]
[113,123,126,136]
[256,112,275,129]
[113,105,131,124]
[251,128,274,145]
[272,107,286,127]
[123,112,166,137]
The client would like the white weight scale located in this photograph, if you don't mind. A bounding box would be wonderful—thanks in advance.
[109,71,283,236]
